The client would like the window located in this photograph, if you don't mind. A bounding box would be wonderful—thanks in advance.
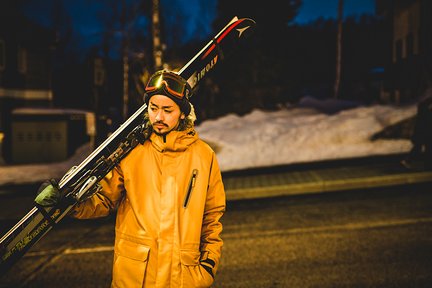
[406,33,414,57]
[94,58,105,86]
[0,39,5,71]
[395,39,403,62]
[17,46,27,74]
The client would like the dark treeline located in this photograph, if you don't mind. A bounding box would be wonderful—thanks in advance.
[178,1,387,121]
[17,0,386,122]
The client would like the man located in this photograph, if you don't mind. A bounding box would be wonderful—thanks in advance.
[36,70,226,287]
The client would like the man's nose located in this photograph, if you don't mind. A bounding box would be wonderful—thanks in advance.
[155,110,164,121]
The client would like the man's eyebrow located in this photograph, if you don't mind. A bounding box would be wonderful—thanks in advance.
[149,102,174,109]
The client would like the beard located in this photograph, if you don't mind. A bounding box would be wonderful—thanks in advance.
[152,121,175,136]
[153,130,169,136]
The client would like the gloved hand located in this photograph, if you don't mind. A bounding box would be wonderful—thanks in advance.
[35,179,61,207]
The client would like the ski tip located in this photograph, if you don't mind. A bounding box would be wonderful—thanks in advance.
[235,18,257,34]
[231,16,256,27]
[232,18,257,39]
[242,17,256,23]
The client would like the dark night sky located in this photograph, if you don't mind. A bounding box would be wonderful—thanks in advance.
[21,0,376,55]
[294,0,376,24]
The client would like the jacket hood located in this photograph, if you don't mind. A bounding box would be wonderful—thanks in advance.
[149,128,198,153]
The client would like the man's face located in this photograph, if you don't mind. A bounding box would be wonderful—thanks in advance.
[148,94,185,135]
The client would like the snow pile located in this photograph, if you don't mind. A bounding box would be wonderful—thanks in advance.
[0,102,417,185]
[196,104,416,171]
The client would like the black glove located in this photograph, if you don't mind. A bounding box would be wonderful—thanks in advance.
[35,179,61,207]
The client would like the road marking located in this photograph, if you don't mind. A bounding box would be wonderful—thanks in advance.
[25,245,114,257]
[25,217,432,257]
[23,217,432,256]
[64,246,114,254]
[223,217,432,239]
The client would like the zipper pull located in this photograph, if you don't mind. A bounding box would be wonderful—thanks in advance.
[191,169,198,187]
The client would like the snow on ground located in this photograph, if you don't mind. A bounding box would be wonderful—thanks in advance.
[0,144,92,187]
[196,103,416,171]
[0,100,417,186]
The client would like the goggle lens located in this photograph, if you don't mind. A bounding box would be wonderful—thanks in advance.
[145,72,186,99]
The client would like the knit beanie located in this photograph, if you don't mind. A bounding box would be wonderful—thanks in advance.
[144,70,192,116]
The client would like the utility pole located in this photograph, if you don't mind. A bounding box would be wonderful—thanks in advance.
[334,0,344,99]
[152,0,163,71]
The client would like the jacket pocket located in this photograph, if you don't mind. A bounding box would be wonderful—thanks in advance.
[112,238,150,288]
[183,169,198,208]
[180,249,214,288]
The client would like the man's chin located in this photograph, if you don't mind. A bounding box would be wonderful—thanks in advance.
[153,128,171,136]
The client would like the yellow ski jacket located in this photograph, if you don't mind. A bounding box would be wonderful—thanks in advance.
[72,128,226,287]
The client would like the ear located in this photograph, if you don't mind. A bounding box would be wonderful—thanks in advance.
[180,113,185,120]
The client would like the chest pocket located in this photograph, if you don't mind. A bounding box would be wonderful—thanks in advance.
[183,169,198,208]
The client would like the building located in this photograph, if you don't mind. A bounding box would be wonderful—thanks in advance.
[0,1,56,162]
[0,1,54,134]
[377,0,432,103]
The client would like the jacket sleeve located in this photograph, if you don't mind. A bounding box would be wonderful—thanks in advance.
[200,152,226,277]
[70,166,125,219]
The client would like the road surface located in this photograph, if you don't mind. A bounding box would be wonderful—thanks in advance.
[1,182,432,287]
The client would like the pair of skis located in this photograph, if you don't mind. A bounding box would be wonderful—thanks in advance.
[0,16,255,276]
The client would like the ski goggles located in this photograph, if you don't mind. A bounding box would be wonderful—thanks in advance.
[145,70,190,99]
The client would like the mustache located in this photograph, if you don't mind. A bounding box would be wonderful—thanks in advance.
[152,121,168,127]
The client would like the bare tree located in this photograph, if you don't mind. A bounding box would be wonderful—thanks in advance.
[151,0,163,71]
[121,0,130,119]
[334,0,344,99]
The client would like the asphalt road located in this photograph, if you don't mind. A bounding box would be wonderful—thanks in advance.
[1,183,432,287]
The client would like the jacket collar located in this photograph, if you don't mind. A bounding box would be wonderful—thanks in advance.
[149,128,198,152]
